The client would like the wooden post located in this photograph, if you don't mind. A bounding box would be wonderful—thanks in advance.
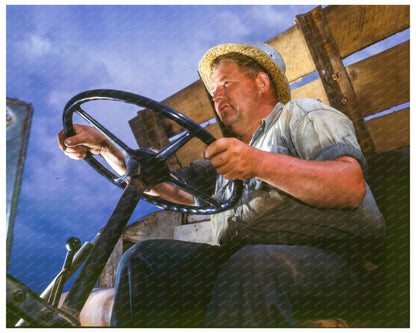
[129,109,182,170]
[296,6,375,156]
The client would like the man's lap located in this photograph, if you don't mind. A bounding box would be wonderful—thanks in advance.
[111,239,365,327]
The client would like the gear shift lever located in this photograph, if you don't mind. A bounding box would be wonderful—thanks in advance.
[48,237,81,308]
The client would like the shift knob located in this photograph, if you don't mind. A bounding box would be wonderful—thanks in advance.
[66,237,81,252]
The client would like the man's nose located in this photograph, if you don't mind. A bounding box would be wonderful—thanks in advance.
[212,86,224,103]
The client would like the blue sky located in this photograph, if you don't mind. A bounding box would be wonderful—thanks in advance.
[6,3,324,293]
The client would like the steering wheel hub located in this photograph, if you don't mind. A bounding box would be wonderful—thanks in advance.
[126,149,171,188]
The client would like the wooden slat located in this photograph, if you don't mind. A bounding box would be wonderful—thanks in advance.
[140,5,411,137]
[347,41,410,118]
[267,25,316,83]
[365,108,409,154]
[99,238,122,288]
[291,78,329,104]
[297,5,375,155]
[129,109,170,150]
[161,80,216,135]
[128,109,182,169]
[325,5,410,59]
[100,211,183,288]
[175,123,221,167]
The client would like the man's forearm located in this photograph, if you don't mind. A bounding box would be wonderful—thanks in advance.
[146,183,195,205]
[255,151,366,208]
[100,143,128,176]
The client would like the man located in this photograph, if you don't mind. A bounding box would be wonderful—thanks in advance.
[58,42,385,327]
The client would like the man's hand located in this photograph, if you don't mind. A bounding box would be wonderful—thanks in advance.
[205,138,366,208]
[57,124,127,175]
[57,124,194,205]
[57,124,108,159]
[205,137,260,180]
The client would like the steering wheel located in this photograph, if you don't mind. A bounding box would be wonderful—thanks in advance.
[62,89,243,215]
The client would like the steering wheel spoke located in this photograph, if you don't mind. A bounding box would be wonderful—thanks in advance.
[75,106,134,156]
[156,131,192,161]
[168,174,220,207]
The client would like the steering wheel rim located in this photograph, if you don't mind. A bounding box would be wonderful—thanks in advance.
[62,89,243,214]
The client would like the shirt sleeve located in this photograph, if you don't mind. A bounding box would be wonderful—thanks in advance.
[281,98,367,173]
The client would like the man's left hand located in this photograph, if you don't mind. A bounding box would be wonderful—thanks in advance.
[205,138,259,180]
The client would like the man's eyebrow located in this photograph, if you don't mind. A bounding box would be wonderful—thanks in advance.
[209,74,225,89]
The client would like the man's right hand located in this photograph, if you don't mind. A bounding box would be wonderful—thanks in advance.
[57,124,194,205]
[57,124,108,160]
[57,124,127,175]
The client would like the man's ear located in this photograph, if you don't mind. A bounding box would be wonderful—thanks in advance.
[255,72,272,94]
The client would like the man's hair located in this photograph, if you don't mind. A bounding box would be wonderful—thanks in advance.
[211,52,276,95]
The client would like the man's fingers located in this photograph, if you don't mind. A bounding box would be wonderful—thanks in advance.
[215,162,234,176]
[57,127,80,148]
[63,132,85,147]
[57,130,68,151]
[204,138,232,159]
[210,151,230,168]
[64,146,88,159]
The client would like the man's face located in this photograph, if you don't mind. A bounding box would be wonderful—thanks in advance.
[210,62,261,134]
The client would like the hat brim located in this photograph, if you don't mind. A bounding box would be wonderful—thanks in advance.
[198,43,290,104]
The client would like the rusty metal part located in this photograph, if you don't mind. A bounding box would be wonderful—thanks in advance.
[7,274,79,327]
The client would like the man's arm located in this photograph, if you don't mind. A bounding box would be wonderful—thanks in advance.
[57,124,195,205]
[57,124,127,175]
[205,137,366,208]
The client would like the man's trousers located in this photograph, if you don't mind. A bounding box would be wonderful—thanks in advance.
[110,239,371,327]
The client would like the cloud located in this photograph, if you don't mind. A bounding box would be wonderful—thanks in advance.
[215,11,252,39]
[26,35,53,56]
[249,5,295,29]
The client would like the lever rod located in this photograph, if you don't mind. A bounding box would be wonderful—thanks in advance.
[48,237,81,308]
[60,176,146,320]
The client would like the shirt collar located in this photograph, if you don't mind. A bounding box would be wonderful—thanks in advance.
[250,102,284,144]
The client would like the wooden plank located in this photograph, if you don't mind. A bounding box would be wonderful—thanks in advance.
[365,108,409,154]
[128,109,181,169]
[99,211,183,288]
[174,222,216,245]
[128,4,410,164]
[325,5,410,58]
[297,6,375,155]
[347,41,410,118]
[291,78,329,104]
[175,123,222,167]
[98,238,123,288]
[156,5,410,113]
[129,109,170,150]
[162,80,217,134]
[267,25,316,83]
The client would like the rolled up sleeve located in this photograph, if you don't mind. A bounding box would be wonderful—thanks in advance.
[282,98,367,172]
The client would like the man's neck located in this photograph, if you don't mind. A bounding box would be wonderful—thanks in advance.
[233,103,278,144]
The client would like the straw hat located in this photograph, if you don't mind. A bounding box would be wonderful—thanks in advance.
[198,42,290,104]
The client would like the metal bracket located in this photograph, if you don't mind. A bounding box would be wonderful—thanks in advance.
[7,274,79,327]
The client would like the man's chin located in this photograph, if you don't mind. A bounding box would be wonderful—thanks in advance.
[220,115,237,128]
